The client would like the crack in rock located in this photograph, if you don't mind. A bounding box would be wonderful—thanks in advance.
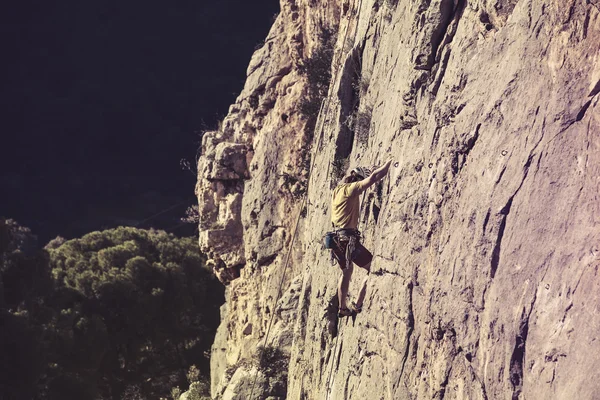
[509,292,537,400]
[393,282,415,391]
[575,98,593,122]
[491,128,543,278]
[430,0,467,94]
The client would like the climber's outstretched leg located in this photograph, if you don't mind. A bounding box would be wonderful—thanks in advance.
[332,234,373,317]
[338,262,353,314]
[354,263,371,312]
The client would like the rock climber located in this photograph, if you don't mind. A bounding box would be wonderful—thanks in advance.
[331,159,393,317]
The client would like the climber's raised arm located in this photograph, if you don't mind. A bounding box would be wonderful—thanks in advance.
[358,159,393,189]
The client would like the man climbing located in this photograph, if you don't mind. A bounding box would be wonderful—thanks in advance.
[331,159,393,317]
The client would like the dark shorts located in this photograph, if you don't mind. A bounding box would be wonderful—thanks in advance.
[332,237,373,270]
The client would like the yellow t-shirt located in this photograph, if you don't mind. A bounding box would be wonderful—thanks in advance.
[331,181,367,229]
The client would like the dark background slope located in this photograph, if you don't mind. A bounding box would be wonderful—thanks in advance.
[0,0,279,243]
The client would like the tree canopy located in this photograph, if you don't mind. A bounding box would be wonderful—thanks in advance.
[0,222,223,400]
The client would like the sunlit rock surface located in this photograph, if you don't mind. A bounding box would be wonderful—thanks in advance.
[196,0,600,398]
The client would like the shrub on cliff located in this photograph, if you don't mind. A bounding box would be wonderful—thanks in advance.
[255,345,290,397]
[353,105,373,146]
[299,27,336,136]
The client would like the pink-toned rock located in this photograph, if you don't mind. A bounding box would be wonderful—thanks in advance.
[196,0,600,399]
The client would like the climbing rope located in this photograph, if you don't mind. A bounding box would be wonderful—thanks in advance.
[248,99,326,400]
[248,1,365,398]
[133,199,190,228]
[324,3,366,397]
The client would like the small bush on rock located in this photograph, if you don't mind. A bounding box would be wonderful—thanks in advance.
[354,105,373,146]
[255,345,289,378]
[255,345,290,398]
[298,27,337,135]
[330,157,349,186]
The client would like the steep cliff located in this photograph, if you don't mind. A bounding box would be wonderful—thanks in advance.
[196,0,600,399]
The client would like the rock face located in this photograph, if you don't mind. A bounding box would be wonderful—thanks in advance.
[196,0,600,399]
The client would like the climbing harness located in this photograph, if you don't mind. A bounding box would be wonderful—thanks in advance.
[339,229,360,270]
[332,229,361,270]
[324,228,364,270]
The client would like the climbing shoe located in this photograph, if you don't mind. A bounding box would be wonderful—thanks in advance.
[338,307,355,317]
[338,302,362,317]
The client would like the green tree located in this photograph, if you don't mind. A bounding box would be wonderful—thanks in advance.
[0,219,49,400]
[0,222,224,400]
[46,227,224,399]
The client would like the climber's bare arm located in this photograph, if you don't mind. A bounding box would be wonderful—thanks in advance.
[360,159,393,189]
